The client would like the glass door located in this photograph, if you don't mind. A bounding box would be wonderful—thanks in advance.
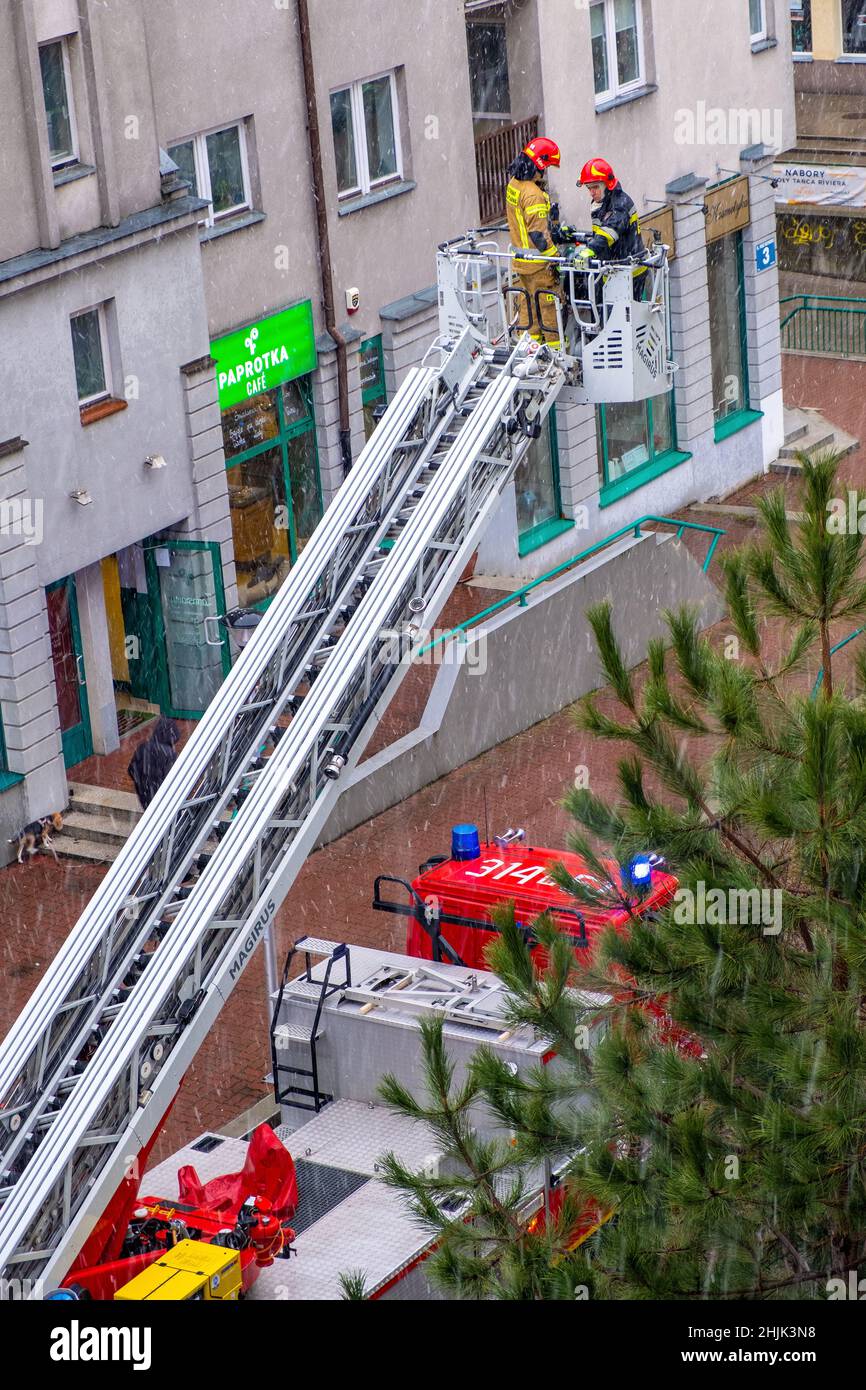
[145,540,231,718]
[46,576,93,767]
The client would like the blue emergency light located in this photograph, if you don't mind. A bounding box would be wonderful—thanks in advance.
[451,823,481,861]
[626,854,653,890]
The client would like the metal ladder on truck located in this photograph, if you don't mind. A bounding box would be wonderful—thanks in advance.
[271,938,352,1114]
[0,327,566,1294]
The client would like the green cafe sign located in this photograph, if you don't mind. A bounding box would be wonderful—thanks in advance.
[211,300,317,410]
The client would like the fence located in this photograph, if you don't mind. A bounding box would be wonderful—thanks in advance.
[474,115,539,225]
[780,295,866,358]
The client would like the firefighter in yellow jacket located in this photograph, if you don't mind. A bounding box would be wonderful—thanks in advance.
[505,137,563,347]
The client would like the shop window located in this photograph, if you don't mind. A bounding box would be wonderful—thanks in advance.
[590,0,644,101]
[167,123,252,227]
[515,410,564,552]
[707,232,751,436]
[39,38,77,168]
[466,22,511,117]
[70,305,111,405]
[790,0,812,50]
[330,71,403,199]
[222,380,322,609]
[842,0,866,53]
[749,0,767,39]
[596,391,678,500]
[360,336,387,440]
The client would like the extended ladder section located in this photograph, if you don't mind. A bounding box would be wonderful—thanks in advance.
[0,329,566,1291]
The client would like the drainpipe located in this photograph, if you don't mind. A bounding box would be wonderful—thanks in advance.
[296,0,353,476]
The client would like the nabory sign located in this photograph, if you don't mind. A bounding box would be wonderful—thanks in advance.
[211,301,317,410]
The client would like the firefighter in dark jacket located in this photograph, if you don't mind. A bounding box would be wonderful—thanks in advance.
[504,137,564,346]
[572,157,647,300]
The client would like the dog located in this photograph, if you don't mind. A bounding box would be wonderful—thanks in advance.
[11,812,63,864]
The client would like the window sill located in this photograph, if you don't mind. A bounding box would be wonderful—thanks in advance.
[517,516,575,557]
[836,55,866,63]
[599,449,691,510]
[792,53,813,62]
[0,771,24,792]
[337,179,417,217]
[79,397,128,427]
[200,210,266,243]
[594,83,658,116]
[750,37,778,53]
[713,408,764,443]
[53,162,97,187]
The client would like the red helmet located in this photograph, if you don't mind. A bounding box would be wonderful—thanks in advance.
[523,137,561,172]
[579,158,618,191]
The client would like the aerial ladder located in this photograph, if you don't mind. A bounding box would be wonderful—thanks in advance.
[0,228,673,1295]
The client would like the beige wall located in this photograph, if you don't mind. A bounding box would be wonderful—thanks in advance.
[143,0,478,344]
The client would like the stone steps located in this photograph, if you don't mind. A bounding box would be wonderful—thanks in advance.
[771,406,859,473]
[57,782,142,863]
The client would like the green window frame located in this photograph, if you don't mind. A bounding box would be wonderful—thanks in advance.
[597,388,690,509]
[0,712,22,790]
[709,230,763,443]
[223,377,323,611]
[517,407,574,555]
[360,336,387,440]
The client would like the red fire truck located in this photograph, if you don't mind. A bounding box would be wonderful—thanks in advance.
[373,822,677,969]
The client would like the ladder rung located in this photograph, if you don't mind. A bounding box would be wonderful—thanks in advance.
[286,979,324,999]
[295,936,343,957]
[274,1023,317,1045]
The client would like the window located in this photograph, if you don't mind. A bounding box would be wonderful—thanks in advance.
[360,337,387,440]
[70,306,111,405]
[596,392,678,498]
[466,23,511,116]
[790,0,812,52]
[749,0,767,39]
[515,412,563,550]
[167,123,251,227]
[222,381,322,609]
[590,0,643,101]
[842,1,866,53]
[39,38,77,168]
[707,232,750,435]
[330,71,402,199]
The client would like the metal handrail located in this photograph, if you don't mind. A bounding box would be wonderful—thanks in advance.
[419,514,725,656]
[779,295,866,356]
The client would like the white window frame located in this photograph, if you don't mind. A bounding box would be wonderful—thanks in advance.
[168,121,252,228]
[71,303,112,406]
[590,0,645,105]
[330,69,404,200]
[750,0,768,40]
[39,36,79,170]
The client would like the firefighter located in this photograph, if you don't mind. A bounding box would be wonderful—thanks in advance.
[505,137,564,347]
[572,157,648,300]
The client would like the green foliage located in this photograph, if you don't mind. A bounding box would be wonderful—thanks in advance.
[374,455,866,1300]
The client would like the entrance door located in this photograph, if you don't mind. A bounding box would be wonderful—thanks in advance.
[145,540,231,717]
[46,576,93,767]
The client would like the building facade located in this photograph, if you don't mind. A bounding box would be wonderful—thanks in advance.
[0,0,796,857]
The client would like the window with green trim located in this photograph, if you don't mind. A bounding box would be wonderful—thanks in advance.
[515,409,562,546]
[221,379,322,609]
[597,389,678,492]
[360,336,387,440]
[708,230,750,436]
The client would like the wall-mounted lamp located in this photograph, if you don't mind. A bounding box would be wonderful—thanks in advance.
[69,489,93,507]
[717,163,780,189]
[144,454,168,470]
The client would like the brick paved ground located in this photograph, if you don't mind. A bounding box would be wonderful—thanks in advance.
[3,353,862,1173]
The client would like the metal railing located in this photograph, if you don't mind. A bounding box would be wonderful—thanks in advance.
[474,114,539,224]
[421,514,725,657]
[779,295,866,358]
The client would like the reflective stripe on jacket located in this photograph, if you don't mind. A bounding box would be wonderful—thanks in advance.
[583,185,645,266]
[506,177,558,269]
